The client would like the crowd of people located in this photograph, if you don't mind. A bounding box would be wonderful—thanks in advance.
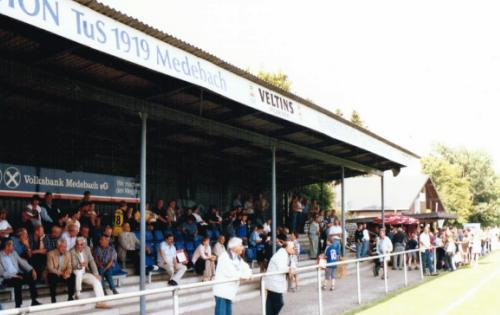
[0,190,498,314]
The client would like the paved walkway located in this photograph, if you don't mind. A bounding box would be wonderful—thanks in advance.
[189,261,424,315]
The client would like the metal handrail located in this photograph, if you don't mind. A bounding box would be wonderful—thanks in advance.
[0,245,463,315]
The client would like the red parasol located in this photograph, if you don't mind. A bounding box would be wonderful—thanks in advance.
[373,214,419,225]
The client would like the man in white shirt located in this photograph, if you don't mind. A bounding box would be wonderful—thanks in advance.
[213,237,252,315]
[375,229,393,279]
[158,234,186,286]
[0,209,13,238]
[61,223,79,251]
[264,241,296,315]
[419,225,436,276]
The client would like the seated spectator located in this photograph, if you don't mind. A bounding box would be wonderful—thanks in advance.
[67,210,81,231]
[182,215,198,242]
[40,192,60,230]
[263,219,272,235]
[212,235,226,258]
[93,235,119,295]
[117,223,140,272]
[61,223,79,251]
[29,225,47,280]
[12,228,30,259]
[112,201,127,237]
[206,206,223,238]
[0,239,41,307]
[44,225,63,252]
[56,212,69,230]
[158,234,186,286]
[80,202,98,235]
[192,206,208,227]
[47,239,75,303]
[235,214,249,243]
[250,225,266,268]
[0,209,13,238]
[25,194,52,228]
[71,237,110,309]
[192,237,216,281]
[79,225,93,249]
[19,208,35,234]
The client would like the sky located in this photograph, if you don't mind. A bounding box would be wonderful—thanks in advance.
[99,0,500,172]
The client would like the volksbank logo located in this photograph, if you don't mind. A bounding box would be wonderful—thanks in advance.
[4,167,21,189]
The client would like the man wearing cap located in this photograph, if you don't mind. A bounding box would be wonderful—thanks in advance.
[212,237,252,315]
[264,241,296,315]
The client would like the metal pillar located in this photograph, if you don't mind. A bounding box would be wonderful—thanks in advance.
[271,146,277,254]
[381,173,385,228]
[403,252,408,287]
[356,261,362,304]
[383,256,388,293]
[341,166,346,256]
[260,278,266,315]
[316,268,324,315]
[139,112,147,315]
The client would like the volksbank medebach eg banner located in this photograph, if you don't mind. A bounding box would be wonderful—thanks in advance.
[0,162,139,202]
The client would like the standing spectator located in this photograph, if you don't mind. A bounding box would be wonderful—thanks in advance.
[61,223,79,251]
[0,239,41,307]
[117,223,140,271]
[193,237,216,281]
[79,202,98,236]
[112,201,127,237]
[322,236,341,291]
[308,215,320,259]
[288,232,300,292]
[406,233,418,270]
[82,191,92,203]
[374,229,393,279]
[93,236,119,295]
[67,210,81,231]
[471,231,481,267]
[44,225,62,252]
[71,237,110,308]
[158,234,187,286]
[263,218,272,235]
[0,209,13,238]
[354,224,364,259]
[361,224,370,258]
[444,235,457,271]
[264,241,296,315]
[243,194,254,220]
[25,195,52,228]
[47,239,75,303]
[254,193,269,226]
[290,196,303,233]
[299,198,309,234]
[29,225,47,280]
[419,225,437,276]
[212,237,251,315]
[391,227,406,270]
[212,235,226,258]
[166,200,178,225]
[40,192,60,230]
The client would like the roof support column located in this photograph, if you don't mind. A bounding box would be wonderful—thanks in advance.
[139,112,147,315]
[381,173,385,228]
[271,145,277,254]
[341,166,346,257]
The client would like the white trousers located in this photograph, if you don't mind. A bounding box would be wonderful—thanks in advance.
[159,262,187,283]
[74,269,105,298]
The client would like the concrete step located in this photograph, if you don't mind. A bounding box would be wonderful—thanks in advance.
[14,261,374,315]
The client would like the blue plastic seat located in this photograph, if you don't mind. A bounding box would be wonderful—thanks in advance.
[145,231,154,242]
[154,230,164,242]
[175,241,185,250]
[185,241,195,252]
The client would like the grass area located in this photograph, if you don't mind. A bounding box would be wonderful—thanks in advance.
[344,250,500,315]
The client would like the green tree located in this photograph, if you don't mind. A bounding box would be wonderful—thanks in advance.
[421,156,473,224]
[257,70,292,92]
[294,182,335,210]
[335,108,344,118]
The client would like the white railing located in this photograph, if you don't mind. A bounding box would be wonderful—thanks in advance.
[0,244,496,315]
